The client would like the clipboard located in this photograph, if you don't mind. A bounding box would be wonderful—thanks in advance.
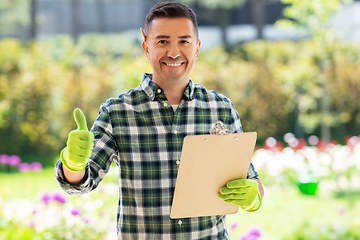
[170,132,257,219]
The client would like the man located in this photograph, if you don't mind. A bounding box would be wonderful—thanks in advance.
[55,2,264,239]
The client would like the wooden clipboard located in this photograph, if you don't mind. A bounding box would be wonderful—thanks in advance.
[170,132,257,219]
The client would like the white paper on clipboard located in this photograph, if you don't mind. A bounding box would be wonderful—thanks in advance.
[170,132,257,219]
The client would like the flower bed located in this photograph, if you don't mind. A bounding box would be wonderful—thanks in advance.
[0,166,118,240]
[1,134,359,239]
[0,189,117,239]
[252,134,360,194]
[0,154,43,173]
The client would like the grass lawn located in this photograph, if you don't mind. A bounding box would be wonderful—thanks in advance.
[1,166,118,197]
[227,185,360,239]
[1,167,360,239]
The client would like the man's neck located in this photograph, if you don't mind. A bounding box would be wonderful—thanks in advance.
[164,87,185,105]
[152,77,189,105]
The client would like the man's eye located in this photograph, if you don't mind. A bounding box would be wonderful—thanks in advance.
[181,40,189,44]
[158,40,167,44]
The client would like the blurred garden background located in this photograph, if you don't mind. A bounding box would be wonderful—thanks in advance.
[1,0,360,239]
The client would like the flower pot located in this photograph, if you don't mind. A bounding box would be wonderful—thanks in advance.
[297,181,319,195]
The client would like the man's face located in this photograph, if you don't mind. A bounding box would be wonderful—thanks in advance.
[142,18,201,88]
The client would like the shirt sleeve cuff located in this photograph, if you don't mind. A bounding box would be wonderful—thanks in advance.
[54,159,90,195]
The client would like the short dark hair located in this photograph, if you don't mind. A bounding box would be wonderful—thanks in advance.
[144,2,199,39]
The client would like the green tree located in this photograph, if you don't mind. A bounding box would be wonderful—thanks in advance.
[0,0,38,42]
[276,0,354,142]
[0,0,29,36]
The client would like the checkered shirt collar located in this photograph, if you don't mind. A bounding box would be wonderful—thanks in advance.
[140,73,195,101]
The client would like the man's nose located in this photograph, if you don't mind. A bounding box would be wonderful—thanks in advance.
[167,43,180,59]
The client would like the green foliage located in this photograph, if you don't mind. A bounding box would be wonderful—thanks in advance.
[195,41,360,141]
[0,35,144,163]
[0,0,29,34]
[275,0,357,141]
[285,222,360,240]
[276,0,353,42]
[1,35,360,165]
[193,45,294,140]
[0,221,36,240]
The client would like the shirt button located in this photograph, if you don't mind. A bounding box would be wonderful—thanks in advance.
[157,89,162,93]
[163,102,168,107]
[178,220,182,225]
[174,130,178,135]
[176,160,180,165]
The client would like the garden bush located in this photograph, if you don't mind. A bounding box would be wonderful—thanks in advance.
[1,35,360,166]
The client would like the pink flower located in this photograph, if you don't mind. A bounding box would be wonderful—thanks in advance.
[31,162,43,171]
[240,236,258,240]
[347,136,358,150]
[231,221,239,230]
[0,154,8,164]
[53,193,66,204]
[264,137,277,150]
[308,135,319,145]
[248,226,262,237]
[41,192,52,205]
[288,138,299,148]
[83,216,91,224]
[7,155,21,166]
[338,206,345,215]
[239,226,263,240]
[18,162,31,172]
[71,208,81,216]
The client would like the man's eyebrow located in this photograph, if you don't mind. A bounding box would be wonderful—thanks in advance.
[154,35,192,39]
[178,35,192,39]
[155,35,170,39]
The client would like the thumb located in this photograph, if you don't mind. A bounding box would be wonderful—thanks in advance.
[73,108,88,131]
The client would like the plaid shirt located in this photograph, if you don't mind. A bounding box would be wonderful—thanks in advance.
[55,73,259,240]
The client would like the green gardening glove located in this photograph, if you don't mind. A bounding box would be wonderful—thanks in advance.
[60,108,94,172]
[218,179,261,212]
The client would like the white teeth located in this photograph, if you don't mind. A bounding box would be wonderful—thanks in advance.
[166,63,181,66]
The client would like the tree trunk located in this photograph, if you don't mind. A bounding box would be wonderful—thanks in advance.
[294,91,304,139]
[250,0,266,40]
[320,76,331,143]
[218,9,231,47]
[97,0,107,33]
[71,0,80,44]
[29,0,37,42]
[319,44,332,143]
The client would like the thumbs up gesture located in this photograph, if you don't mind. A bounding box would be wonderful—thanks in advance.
[60,108,94,172]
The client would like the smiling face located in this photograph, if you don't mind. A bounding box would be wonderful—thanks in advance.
[141,17,201,89]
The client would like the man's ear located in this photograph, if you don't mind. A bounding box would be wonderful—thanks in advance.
[195,39,201,60]
[141,41,150,60]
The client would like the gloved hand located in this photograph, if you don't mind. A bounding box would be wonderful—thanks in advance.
[218,179,261,212]
[60,108,94,172]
